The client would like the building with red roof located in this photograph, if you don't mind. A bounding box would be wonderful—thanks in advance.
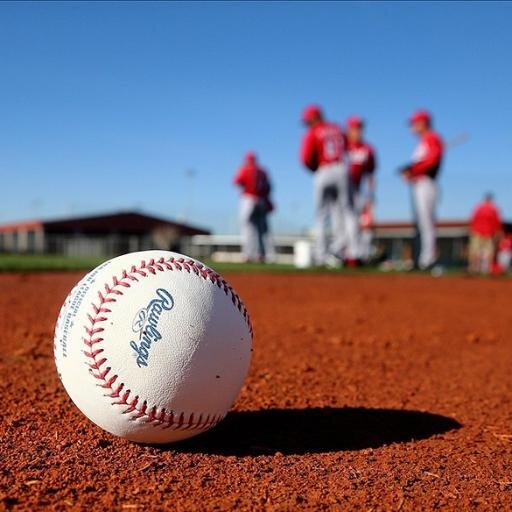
[0,211,210,257]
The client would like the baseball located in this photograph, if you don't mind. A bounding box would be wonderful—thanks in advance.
[53,250,253,444]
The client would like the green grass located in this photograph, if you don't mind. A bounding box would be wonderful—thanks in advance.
[0,254,363,273]
[0,254,106,271]
[0,253,473,276]
[0,254,335,273]
[206,261,300,273]
[205,260,381,274]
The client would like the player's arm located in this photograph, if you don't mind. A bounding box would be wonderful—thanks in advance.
[233,167,246,188]
[365,174,376,204]
[367,146,376,174]
[265,174,272,195]
[365,147,377,202]
[469,207,479,234]
[259,170,272,196]
[494,208,504,237]
[300,132,319,172]
[397,164,413,181]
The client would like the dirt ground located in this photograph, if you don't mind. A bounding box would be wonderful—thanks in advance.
[1,271,511,511]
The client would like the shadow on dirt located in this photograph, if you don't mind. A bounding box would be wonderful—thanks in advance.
[176,407,461,456]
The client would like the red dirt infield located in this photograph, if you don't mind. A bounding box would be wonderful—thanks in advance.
[1,272,511,511]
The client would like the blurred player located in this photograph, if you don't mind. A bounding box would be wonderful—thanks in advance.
[233,152,274,263]
[496,234,512,273]
[346,116,377,263]
[300,105,358,266]
[359,202,374,262]
[468,193,502,274]
[399,110,444,270]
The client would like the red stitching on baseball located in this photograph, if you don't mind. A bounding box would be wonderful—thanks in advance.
[81,256,252,431]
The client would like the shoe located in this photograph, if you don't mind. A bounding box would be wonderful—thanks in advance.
[325,254,343,269]
[344,258,361,268]
[419,262,444,276]
[430,265,445,277]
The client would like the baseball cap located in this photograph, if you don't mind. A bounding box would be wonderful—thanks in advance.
[346,116,364,128]
[301,104,323,123]
[409,109,432,125]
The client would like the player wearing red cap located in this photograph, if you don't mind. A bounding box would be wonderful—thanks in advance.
[346,116,377,263]
[300,105,358,265]
[399,110,444,270]
[233,152,274,263]
[468,193,502,274]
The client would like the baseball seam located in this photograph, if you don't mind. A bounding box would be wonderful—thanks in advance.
[81,256,252,431]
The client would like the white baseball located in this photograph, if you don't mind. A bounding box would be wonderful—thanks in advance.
[53,250,252,444]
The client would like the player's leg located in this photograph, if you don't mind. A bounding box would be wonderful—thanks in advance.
[336,166,359,261]
[481,237,493,274]
[239,197,250,261]
[360,229,373,262]
[412,179,429,269]
[330,195,347,260]
[240,196,258,262]
[468,235,480,274]
[261,211,275,263]
[313,170,330,265]
[502,250,512,273]
[413,177,437,269]
[350,182,363,261]
[409,186,421,268]
[255,202,267,262]
[326,164,346,259]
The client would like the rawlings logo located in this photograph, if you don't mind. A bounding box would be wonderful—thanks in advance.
[130,288,174,368]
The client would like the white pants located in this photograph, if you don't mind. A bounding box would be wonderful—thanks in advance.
[349,186,368,261]
[313,163,358,264]
[411,176,438,269]
[240,195,271,261]
[498,250,511,271]
[359,229,373,262]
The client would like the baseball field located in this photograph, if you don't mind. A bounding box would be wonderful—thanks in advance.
[1,267,511,511]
